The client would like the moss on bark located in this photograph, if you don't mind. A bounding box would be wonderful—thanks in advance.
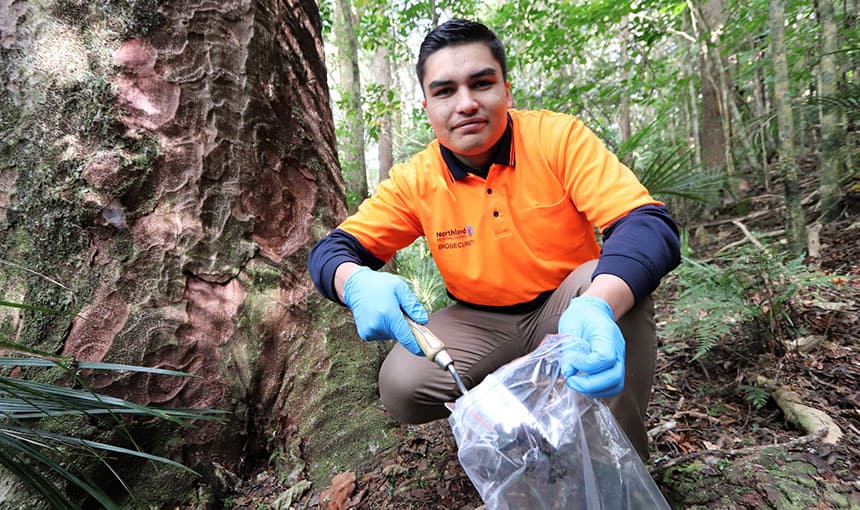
[292,295,399,485]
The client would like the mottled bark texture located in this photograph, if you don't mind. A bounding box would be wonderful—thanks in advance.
[696,0,728,174]
[769,0,808,255]
[0,0,394,505]
[817,0,845,223]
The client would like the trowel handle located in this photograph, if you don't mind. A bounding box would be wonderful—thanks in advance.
[405,316,445,362]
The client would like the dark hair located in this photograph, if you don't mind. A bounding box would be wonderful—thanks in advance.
[416,19,507,88]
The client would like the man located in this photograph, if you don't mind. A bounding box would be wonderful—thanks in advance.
[308,19,680,460]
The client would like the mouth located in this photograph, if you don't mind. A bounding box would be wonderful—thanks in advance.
[452,118,487,132]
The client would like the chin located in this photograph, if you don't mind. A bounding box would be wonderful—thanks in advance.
[450,139,490,156]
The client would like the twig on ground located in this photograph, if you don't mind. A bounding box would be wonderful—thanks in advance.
[712,229,784,256]
[730,220,766,250]
[673,410,721,423]
[648,421,677,440]
[693,190,820,229]
[655,429,826,469]
[695,208,774,228]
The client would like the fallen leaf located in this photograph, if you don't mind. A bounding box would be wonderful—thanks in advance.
[319,472,356,510]
[382,463,409,476]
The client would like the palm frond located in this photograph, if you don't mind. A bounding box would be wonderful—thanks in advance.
[0,361,224,507]
[613,115,722,204]
[615,114,664,162]
[394,239,452,313]
[0,375,225,423]
[804,80,860,111]
[636,146,723,204]
[2,425,196,474]
[0,321,226,507]
[0,444,79,510]
[0,356,199,378]
[0,430,118,509]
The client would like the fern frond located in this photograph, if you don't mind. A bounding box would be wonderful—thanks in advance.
[740,384,770,410]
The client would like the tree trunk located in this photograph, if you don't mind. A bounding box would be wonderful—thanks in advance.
[688,46,703,169]
[752,41,772,190]
[375,45,394,184]
[818,0,844,222]
[0,0,394,505]
[335,0,368,210]
[618,15,632,148]
[849,0,860,174]
[695,0,728,174]
[769,0,808,255]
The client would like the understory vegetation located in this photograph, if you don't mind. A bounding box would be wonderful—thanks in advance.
[0,322,224,509]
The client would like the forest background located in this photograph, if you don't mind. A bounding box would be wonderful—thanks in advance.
[315,0,860,507]
[0,0,857,508]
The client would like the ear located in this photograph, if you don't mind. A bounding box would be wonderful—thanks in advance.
[505,81,513,108]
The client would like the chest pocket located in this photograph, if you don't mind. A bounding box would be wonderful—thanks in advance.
[513,196,592,261]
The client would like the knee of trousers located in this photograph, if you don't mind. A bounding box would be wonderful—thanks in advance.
[378,351,449,424]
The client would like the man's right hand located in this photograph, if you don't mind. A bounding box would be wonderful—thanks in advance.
[342,266,429,355]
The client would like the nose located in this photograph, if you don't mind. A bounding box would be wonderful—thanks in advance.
[454,88,479,114]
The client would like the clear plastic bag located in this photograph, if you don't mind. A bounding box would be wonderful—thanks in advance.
[448,334,670,510]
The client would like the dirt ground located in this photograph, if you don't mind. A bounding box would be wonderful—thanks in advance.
[225,184,860,509]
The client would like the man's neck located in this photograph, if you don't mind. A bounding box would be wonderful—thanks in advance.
[453,153,492,177]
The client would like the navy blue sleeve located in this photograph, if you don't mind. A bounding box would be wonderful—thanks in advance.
[307,229,386,304]
[592,204,681,302]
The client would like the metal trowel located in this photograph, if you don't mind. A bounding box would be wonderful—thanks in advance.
[405,316,469,395]
[405,316,552,443]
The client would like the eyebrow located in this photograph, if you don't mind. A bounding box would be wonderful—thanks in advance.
[427,67,498,91]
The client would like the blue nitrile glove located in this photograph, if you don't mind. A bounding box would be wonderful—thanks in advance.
[342,266,429,356]
[558,296,626,398]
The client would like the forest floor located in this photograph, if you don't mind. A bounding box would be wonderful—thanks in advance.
[226,180,860,509]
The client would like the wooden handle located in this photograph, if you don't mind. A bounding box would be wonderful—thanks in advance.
[405,317,445,362]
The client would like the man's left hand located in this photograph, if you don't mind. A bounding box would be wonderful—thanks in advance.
[558,296,625,398]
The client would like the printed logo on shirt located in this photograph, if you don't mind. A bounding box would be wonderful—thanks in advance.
[434,225,475,250]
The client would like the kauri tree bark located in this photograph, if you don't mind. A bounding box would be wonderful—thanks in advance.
[0,0,395,506]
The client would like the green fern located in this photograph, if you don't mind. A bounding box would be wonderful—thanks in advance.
[665,239,837,360]
[740,384,770,410]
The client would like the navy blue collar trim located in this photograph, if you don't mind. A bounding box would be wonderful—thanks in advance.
[439,114,514,181]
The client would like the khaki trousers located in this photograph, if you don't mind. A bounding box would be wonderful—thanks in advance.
[378,260,657,460]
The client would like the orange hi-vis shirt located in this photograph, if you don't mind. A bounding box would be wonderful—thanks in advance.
[338,109,662,308]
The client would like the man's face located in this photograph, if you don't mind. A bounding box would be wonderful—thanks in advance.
[421,42,512,170]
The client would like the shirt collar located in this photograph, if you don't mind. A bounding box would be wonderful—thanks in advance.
[439,113,515,181]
